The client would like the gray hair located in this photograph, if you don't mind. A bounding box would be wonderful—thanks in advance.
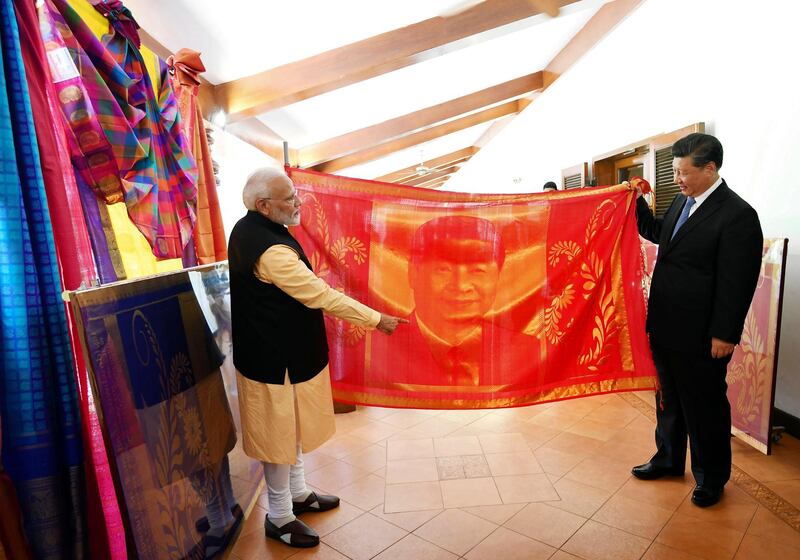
[242,166,287,210]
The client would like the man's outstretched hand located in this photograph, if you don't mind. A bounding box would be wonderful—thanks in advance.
[377,314,409,335]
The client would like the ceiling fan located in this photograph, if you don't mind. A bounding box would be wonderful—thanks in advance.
[439,0,561,18]
[415,150,432,176]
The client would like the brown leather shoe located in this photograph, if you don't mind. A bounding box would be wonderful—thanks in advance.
[264,518,319,548]
[292,492,340,515]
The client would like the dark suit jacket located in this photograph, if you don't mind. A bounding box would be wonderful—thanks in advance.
[636,181,762,355]
[368,313,542,389]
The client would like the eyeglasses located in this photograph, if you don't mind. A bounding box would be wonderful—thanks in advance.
[261,191,300,204]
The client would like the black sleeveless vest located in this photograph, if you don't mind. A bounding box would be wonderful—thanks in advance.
[228,211,329,384]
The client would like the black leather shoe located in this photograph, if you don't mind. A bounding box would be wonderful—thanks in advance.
[292,492,340,515]
[265,518,319,548]
[691,484,723,507]
[631,462,684,480]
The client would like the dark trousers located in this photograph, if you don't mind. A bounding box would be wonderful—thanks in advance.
[650,342,733,488]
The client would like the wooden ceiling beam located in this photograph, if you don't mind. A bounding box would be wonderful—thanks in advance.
[420,178,448,189]
[377,149,476,183]
[544,0,645,87]
[216,0,578,121]
[401,166,459,187]
[297,72,543,167]
[312,101,520,174]
[223,118,295,164]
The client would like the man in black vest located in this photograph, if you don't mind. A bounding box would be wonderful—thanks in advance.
[631,133,762,507]
[228,167,406,548]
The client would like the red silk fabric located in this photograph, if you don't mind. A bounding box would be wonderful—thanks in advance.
[288,168,657,409]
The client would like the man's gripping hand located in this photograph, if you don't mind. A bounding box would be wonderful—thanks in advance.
[377,314,409,335]
[711,337,736,359]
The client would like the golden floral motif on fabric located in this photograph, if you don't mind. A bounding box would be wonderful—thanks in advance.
[301,193,368,346]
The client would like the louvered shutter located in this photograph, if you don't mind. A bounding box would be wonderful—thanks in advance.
[654,146,679,217]
[564,174,582,189]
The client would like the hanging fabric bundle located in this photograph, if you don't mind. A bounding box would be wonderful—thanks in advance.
[40,0,198,260]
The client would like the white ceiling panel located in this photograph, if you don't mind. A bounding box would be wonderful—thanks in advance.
[334,121,494,181]
[257,3,602,147]
[124,0,493,84]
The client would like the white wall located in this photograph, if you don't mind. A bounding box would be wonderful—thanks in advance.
[447,0,800,415]
[208,124,283,240]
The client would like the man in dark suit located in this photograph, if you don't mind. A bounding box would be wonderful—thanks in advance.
[369,215,540,390]
[631,133,762,507]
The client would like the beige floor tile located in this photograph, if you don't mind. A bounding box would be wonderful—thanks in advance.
[408,417,463,438]
[414,509,497,556]
[673,484,758,533]
[564,418,621,442]
[485,451,543,476]
[385,457,439,484]
[527,407,584,430]
[336,474,385,511]
[504,501,586,548]
[656,514,745,560]
[563,455,632,492]
[548,477,614,517]
[440,477,502,508]
[302,450,338,474]
[478,433,530,454]
[347,421,402,443]
[595,438,654,464]
[436,409,491,424]
[356,406,397,420]
[546,397,604,417]
[433,435,483,457]
[386,437,434,460]
[733,533,800,559]
[372,533,457,560]
[562,520,650,560]
[333,412,377,433]
[592,493,673,539]
[616,477,693,511]
[495,473,559,503]
[322,512,407,560]
[285,542,350,559]
[533,447,585,477]
[380,410,434,428]
[369,504,442,532]
[540,431,604,457]
[436,455,491,480]
[467,415,530,435]
[384,481,443,513]
[518,423,561,449]
[304,461,371,493]
[316,435,373,460]
[585,403,643,427]
[464,526,555,560]
[338,444,386,472]
[642,542,705,559]
[461,503,526,524]
[745,506,800,550]
[302,500,364,538]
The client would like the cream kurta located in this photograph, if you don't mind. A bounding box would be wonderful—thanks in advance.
[236,244,381,464]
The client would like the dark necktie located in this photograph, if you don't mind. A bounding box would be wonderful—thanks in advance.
[670,196,696,240]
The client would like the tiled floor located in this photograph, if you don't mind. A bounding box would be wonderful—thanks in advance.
[226,392,800,560]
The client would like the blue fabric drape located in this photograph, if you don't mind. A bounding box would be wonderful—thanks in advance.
[0,0,86,557]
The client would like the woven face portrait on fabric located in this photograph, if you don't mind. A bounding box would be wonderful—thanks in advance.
[287,168,657,409]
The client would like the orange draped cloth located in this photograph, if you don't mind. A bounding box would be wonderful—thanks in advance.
[168,49,227,264]
[288,168,657,409]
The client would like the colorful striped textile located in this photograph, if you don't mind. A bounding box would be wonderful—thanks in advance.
[0,0,86,557]
[42,0,198,260]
